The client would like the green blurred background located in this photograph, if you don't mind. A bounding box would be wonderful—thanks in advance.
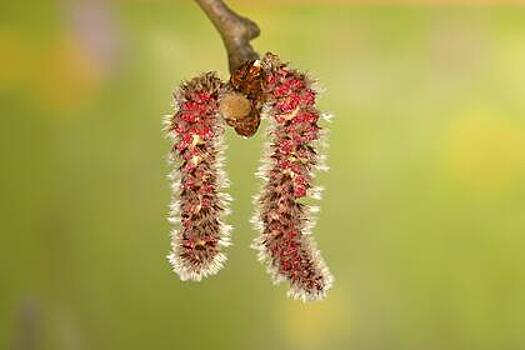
[1,1,525,349]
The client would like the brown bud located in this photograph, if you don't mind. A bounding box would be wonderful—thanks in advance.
[224,60,266,137]
[231,107,261,138]
[230,60,264,100]
[219,93,251,121]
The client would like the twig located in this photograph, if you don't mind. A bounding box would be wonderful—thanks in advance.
[194,0,260,73]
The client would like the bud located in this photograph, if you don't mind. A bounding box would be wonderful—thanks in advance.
[225,59,265,137]
[165,72,232,281]
[251,53,334,301]
[220,92,251,121]
[219,92,259,137]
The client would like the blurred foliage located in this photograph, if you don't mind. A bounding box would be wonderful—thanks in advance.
[1,1,525,350]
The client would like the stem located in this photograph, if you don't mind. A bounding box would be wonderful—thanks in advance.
[194,0,260,73]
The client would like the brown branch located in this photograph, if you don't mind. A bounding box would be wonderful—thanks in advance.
[194,0,260,73]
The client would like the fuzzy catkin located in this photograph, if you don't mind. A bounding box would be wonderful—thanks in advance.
[165,72,232,281]
[252,53,334,301]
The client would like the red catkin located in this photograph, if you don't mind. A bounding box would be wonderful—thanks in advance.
[252,53,334,301]
[165,72,232,281]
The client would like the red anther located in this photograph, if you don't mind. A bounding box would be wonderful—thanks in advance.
[278,139,294,155]
[302,89,316,106]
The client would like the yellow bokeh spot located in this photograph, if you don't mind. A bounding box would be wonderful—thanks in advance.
[33,35,102,114]
[278,291,347,349]
[441,112,525,193]
[0,30,30,89]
